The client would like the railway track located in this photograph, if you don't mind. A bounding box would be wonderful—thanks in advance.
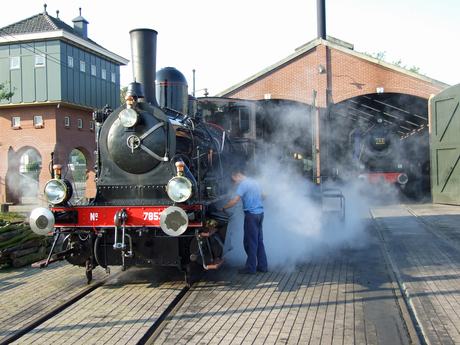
[0,273,116,345]
[0,263,201,344]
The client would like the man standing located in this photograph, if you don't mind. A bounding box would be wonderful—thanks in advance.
[220,169,268,274]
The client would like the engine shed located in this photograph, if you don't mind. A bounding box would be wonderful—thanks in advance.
[215,34,449,200]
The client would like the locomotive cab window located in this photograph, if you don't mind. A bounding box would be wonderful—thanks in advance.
[230,107,250,135]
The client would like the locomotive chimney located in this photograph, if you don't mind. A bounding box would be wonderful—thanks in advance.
[129,29,159,106]
[317,0,326,40]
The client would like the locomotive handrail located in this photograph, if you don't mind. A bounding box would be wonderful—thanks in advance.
[139,121,164,140]
[138,121,169,161]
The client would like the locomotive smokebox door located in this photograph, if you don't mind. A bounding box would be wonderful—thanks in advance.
[107,109,167,174]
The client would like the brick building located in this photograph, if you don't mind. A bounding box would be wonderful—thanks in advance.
[0,6,128,206]
[216,36,449,178]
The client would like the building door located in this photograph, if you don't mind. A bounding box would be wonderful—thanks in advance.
[430,84,460,205]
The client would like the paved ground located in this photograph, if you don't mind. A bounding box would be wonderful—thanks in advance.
[156,218,414,344]
[371,203,460,345]
[1,202,460,344]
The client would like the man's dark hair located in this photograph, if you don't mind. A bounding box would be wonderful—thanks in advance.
[232,169,245,177]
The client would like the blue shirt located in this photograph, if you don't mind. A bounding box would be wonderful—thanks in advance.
[235,177,264,214]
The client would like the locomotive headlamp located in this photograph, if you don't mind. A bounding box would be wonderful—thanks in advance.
[166,161,193,202]
[167,176,193,202]
[44,179,72,204]
[119,108,138,128]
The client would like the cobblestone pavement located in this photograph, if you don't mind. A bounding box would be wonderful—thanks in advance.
[371,203,460,345]
[156,218,414,345]
[0,261,112,341]
[3,267,186,345]
[2,202,460,344]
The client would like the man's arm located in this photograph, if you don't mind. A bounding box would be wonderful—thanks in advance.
[221,195,241,211]
[262,191,267,201]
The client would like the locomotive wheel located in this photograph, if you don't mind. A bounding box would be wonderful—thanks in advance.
[189,233,224,266]
[61,234,92,267]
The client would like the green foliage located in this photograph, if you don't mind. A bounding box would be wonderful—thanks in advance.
[120,86,127,105]
[69,149,86,182]
[0,212,25,226]
[70,149,85,164]
[26,161,40,172]
[0,81,15,101]
[363,51,421,74]
[363,51,386,60]
[72,169,86,182]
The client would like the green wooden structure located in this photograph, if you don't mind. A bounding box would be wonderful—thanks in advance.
[430,83,460,205]
[0,7,128,108]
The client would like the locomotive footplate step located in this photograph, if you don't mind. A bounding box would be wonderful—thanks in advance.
[200,228,218,237]
[206,257,225,269]
[31,256,64,268]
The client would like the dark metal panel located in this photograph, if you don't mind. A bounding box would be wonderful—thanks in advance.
[430,83,460,205]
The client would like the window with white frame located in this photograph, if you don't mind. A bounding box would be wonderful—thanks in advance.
[80,61,85,72]
[35,55,45,67]
[91,65,96,76]
[111,72,116,83]
[68,56,73,67]
[65,116,70,127]
[78,119,83,129]
[10,57,19,69]
[12,117,20,127]
[101,69,106,79]
[90,121,94,130]
[34,116,43,126]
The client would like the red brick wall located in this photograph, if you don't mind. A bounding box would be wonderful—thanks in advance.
[222,43,446,177]
[0,104,96,204]
[224,44,445,106]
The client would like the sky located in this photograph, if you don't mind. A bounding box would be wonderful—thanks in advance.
[1,0,459,97]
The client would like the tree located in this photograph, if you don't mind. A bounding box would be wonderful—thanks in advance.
[120,86,127,105]
[363,51,422,75]
[26,161,40,172]
[0,81,15,101]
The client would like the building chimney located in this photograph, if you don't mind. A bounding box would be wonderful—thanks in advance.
[317,0,326,40]
[72,8,89,39]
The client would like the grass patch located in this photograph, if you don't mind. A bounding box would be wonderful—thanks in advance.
[0,212,26,226]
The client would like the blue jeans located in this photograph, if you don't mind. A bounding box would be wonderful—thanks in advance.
[243,212,268,273]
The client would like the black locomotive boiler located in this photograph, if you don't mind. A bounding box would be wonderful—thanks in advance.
[29,29,238,284]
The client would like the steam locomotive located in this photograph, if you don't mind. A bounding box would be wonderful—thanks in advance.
[353,118,408,187]
[29,29,239,285]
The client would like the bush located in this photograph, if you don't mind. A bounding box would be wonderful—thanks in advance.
[26,161,40,172]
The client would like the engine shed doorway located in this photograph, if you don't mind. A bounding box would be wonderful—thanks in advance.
[327,92,430,200]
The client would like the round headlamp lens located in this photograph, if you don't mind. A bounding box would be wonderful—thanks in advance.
[119,108,138,128]
[44,180,70,204]
[167,176,193,202]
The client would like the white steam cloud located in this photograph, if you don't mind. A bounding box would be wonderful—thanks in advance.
[222,157,371,271]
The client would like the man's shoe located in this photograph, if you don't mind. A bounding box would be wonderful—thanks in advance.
[238,269,255,274]
[257,268,268,273]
